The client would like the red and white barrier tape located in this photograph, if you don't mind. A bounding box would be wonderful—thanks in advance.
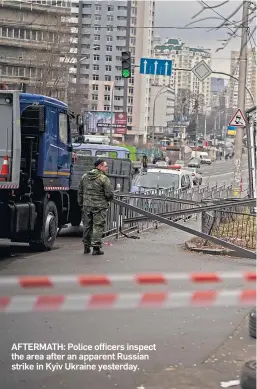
[0,272,255,289]
[0,290,255,313]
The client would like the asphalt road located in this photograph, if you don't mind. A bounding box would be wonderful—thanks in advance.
[199,157,248,189]
[0,156,254,389]
[0,220,255,388]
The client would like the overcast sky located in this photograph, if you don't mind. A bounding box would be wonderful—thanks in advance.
[154,0,256,76]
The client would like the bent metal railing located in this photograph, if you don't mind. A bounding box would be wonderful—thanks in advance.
[103,183,233,238]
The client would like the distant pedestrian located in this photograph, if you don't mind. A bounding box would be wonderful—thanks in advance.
[77,159,114,255]
[142,154,148,172]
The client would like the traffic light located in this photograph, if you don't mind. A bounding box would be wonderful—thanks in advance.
[121,51,131,78]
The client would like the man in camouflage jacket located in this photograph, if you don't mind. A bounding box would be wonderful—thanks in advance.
[77,159,114,255]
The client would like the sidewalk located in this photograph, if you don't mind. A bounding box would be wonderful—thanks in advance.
[137,314,255,389]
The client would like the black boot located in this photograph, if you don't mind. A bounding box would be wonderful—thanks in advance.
[92,247,104,255]
[84,247,91,254]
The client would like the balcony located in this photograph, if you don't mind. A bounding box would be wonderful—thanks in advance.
[2,1,71,15]
[0,18,75,33]
[0,36,70,52]
[0,55,65,69]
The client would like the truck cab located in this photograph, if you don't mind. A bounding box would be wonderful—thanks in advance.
[0,90,73,250]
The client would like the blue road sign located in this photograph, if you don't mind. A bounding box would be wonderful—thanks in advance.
[140,58,172,76]
[227,126,237,130]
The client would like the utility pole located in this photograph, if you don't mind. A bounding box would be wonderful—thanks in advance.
[233,0,249,196]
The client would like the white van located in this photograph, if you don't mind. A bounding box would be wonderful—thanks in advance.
[131,167,193,192]
[199,152,211,165]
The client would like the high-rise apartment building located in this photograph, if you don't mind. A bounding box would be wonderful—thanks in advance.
[210,77,226,109]
[153,39,212,113]
[228,48,256,110]
[71,0,154,144]
[0,0,72,99]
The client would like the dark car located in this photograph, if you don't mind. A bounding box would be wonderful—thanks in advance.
[188,158,200,168]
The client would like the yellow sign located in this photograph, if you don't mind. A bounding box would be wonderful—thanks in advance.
[227,130,236,136]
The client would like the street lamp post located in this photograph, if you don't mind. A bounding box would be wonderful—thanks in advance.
[65,45,101,104]
[109,79,121,145]
[152,86,167,145]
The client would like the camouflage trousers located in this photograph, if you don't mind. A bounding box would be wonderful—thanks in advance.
[82,207,107,249]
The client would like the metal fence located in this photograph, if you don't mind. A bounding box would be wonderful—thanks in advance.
[202,202,256,250]
[103,183,233,239]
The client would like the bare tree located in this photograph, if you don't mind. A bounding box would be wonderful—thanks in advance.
[24,13,74,100]
[174,88,204,120]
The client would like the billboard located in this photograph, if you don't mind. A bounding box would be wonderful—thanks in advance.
[84,111,127,135]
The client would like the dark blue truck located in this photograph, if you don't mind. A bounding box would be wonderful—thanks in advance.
[0,91,132,250]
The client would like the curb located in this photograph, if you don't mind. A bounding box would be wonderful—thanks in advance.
[185,240,236,256]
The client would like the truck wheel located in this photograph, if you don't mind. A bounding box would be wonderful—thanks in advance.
[240,359,256,389]
[29,201,58,251]
[249,309,256,338]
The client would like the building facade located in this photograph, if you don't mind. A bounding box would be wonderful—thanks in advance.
[210,77,226,109]
[228,48,256,110]
[153,38,212,114]
[71,0,154,144]
[0,0,72,99]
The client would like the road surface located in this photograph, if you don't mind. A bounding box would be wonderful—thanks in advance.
[0,157,254,389]
[200,157,248,190]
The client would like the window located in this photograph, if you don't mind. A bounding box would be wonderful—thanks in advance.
[105,75,111,81]
[93,64,99,71]
[106,55,112,62]
[107,26,113,32]
[104,105,110,111]
[76,150,92,156]
[105,85,111,92]
[92,94,98,101]
[106,45,112,51]
[104,95,110,101]
[107,15,113,22]
[93,74,99,80]
[2,27,7,37]
[92,84,98,91]
[91,104,97,110]
[95,4,101,10]
[59,113,68,144]
[107,5,113,11]
[105,65,111,71]
[106,35,113,42]
[95,15,101,21]
[96,151,117,158]
[94,35,100,41]
[93,54,100,60]
[94,25,100,31]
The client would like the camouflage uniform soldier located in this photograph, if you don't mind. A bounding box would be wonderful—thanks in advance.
[77,159,114,255]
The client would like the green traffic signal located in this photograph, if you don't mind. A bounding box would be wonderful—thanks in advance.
[122,69,130,78]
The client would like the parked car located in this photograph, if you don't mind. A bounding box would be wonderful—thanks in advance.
[188,158,201,168]
[175,160,186,167]
[183,167,202,185]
